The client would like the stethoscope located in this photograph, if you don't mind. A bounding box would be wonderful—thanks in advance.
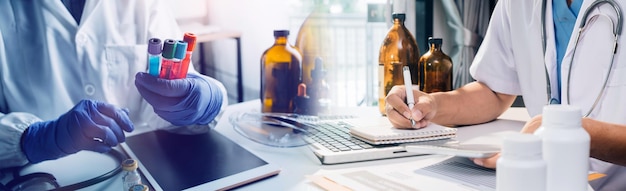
[541,0,622,117]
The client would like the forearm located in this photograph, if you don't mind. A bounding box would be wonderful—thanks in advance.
[430,82,516,126]
[584,118,626,166]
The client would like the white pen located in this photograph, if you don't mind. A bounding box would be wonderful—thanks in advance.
[402,66,416,127]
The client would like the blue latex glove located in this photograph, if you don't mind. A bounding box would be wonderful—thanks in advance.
[134,72,223,126]
[21,100,134,163]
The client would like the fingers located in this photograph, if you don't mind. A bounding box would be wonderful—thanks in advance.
[521,115,543,134]
[472,153,500,169]
[385,86,431,129]
[90,110,125,143]
[385,86,409,115]
[135,72,198,111]
[83,124,116,153]
[385,86,411,128]
[385,105,412,128]
[135,72,192,97]
[136,84,186,110]
[95,102,134,132]
[90,125,118,149]
[77,100,133,149]
[413,94,436,122]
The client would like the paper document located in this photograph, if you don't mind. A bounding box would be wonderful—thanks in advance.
[307,156,599,191]
[306,155,482,191]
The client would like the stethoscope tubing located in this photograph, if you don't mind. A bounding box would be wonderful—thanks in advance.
[541,0,622,117]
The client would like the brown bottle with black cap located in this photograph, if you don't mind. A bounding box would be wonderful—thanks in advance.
[378,13,420,115]
[419,37,452,93]
[260,30,303,113]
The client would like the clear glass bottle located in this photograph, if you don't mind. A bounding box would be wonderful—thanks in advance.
[122,159,142,191]
[419,37,453,93]
[295,4,332,88]
[261,30,303,113]
[308,57,330,114]
[378,13,420,115]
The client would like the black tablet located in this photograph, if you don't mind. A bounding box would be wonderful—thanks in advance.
[120,129,280,191]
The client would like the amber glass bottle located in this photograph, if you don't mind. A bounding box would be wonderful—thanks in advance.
[419,37,452,93]
[378,13,420,115]
[261,30,303,113]
[295,8,333,88]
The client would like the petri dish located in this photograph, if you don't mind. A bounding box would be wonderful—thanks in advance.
[229,111,319,148]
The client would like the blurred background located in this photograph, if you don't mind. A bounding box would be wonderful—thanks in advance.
[169,0,499,107]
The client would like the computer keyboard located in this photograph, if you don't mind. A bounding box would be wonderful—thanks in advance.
[302,116,427,164]
[305,122,376,152]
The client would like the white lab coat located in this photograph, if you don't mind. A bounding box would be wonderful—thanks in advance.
[0,0,227,168]
[470,0,626,190]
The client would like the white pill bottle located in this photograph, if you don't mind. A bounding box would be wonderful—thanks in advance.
[534,105,590,191]
[496,133,546,191]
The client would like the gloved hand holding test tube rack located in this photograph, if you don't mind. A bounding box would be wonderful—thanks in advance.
[147,32,197,79]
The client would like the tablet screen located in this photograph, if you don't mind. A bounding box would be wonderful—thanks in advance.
[123,129,275,190]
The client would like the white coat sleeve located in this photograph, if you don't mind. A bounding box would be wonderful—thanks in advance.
[469,0,522,95]
[0,19,40,168]
[0,113,42,168]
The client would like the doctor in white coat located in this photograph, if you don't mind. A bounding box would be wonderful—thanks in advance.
[385,0,626,190]
[0,0,227,168]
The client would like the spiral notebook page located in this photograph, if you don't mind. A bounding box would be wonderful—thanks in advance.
[347,117,457,145]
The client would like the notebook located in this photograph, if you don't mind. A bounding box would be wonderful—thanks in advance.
[349,118,457,145]
[303,117,457,164]
[120,129,280,191]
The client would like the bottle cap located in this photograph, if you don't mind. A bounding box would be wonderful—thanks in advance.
[428,37,443,45]
[542,105,582,129]
[174,40,188,59]
[162,39,177,59]
[183,33,197,51]
[297,83,307,97]
[129,184,149,191]
[147,38,162,55]
[122,159,138,171]
[501,133,542,159]
[274,30,290,37]
[392,13,406,21]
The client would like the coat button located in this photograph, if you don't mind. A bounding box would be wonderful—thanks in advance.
[84,84,95,96]
[76,34,87,44]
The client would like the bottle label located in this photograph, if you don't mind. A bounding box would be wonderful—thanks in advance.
[378,64,385,101]
[378,64,387,115]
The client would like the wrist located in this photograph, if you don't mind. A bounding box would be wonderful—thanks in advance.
[21,121,66,163]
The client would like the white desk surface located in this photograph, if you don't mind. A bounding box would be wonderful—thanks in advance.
[217,100,530,190]
[11,100,530,190]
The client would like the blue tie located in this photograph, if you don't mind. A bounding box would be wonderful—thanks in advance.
[61,0,86,24]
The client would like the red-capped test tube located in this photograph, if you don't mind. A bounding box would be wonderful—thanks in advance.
[179,33,197,79]
[159,39,177,79]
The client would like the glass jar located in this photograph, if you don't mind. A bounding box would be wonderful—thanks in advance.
[419,37,453,93]
[260,30,303,113]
